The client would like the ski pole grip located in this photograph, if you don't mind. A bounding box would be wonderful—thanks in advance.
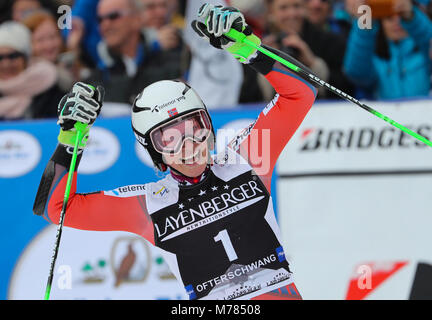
[74,122,88,143]
[74,122,87,134]
[225,28,246,43]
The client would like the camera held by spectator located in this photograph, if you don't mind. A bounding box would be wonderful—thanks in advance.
[344,0,432,99]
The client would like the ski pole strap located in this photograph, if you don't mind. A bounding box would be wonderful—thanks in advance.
[58,126,90,148]
[226,29,300,72]
[62,122,87,201]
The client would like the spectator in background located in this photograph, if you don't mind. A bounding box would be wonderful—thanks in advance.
[140,0,183,52]
[141,0,185,29]
[306,0,352,39]
[63,0,102,68]
[264,0,354,99]
[231,0,276,103]
[22,10,80,92]
[46,0,75,7]
[12,0,42,22]
[343,0,432,99]
[23,11,63,64]
[139,0,188,85]
[423,0,432,19]
[86,0,182,104]
[141,0,171,29]
[231,0,268,38]
[0,22,65,120]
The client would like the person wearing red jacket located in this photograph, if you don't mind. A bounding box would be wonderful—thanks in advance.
[33,3,318,300]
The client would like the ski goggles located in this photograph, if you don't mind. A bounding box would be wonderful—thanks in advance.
[149,110,213,155]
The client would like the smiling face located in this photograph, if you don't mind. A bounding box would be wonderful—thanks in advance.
[269,0,306,34]
[31,19,63,63]
[153,114,214,178]
[97,0,140,51]
[163,138,212,178]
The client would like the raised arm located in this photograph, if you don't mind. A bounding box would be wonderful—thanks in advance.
[238,47,318,190]
[33,83,154,244]
[400,4,432,51]
[343,19,379,88]
[191,3,318,191]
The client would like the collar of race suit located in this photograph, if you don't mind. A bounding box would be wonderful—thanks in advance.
[169,165,211,186]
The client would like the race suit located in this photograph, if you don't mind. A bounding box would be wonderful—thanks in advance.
[33,47,318,300]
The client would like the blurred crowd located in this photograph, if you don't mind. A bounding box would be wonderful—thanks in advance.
[1,0,432,120]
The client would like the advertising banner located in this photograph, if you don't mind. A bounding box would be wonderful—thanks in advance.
[0,107,265,300]
[4,98,432,300]
[276,99,432,299]
[8,226,187,300]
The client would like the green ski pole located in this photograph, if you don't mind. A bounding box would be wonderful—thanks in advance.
[225,28,432,148]
[44,122,88,300]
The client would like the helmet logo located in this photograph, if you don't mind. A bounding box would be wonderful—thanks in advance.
[132,91,151,113]
[151,96,186,113]
[168,108,178,118]
[182,83,191,95]
[132,105,151,113]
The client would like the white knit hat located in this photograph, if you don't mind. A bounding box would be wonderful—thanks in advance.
[0,22,32,57]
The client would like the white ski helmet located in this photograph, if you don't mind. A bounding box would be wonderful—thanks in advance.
[131,80,215,171]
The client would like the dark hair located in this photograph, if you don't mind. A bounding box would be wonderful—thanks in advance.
[375,20,390,60]
[21,9,57,32]
[0,0,13,23]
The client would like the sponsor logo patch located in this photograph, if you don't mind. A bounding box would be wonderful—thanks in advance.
[154,179,265,242]
[263,94,279,116]
[104,185,147,198]
[185,284,197,299]
[276,246,286,262]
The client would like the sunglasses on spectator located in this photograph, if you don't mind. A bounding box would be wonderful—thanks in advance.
[0,51,25,62]
[97,10,131,23]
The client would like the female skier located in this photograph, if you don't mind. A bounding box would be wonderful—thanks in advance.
[33,3,318,300]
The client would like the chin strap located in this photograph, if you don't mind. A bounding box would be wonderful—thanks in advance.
[170,165,211,186]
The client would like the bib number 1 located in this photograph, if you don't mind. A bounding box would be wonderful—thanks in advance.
[214,229,238,262]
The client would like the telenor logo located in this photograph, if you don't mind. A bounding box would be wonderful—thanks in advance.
[104,185,146,198]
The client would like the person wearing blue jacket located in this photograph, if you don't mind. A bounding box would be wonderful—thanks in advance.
[62,0,102,67]
[343,0,432,100]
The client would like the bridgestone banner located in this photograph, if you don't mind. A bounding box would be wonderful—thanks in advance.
[276,99,432,299]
